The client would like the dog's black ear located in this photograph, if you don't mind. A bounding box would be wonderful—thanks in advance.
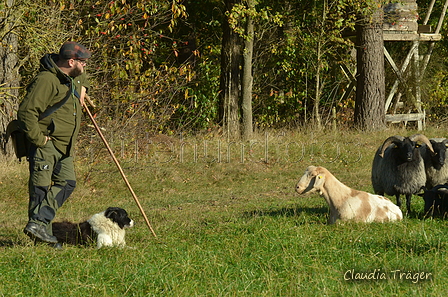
[105,207,129,220]
[104,207,132,228]
[105,207,120,219]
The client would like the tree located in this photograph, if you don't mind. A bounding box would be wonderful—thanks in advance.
[220,0,285,139]
[241,0,254,140]
[67,0,190,135]
[0,0,20,155]
[354,0,386,130]
[4,0,447,137]
[251,0,356,128]
[220,0,243,139]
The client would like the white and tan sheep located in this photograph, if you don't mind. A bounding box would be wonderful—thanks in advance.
[296,166,403,224]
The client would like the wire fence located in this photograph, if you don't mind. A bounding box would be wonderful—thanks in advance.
[76,131,364,166]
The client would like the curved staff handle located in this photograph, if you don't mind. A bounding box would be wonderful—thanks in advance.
[83,95,157,238]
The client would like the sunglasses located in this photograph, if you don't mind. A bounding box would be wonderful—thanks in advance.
[74,59,87,66]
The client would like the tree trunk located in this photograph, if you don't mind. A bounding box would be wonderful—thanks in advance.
[241,0,254,141]
[354,3,386,131]
[219,0,242,140]
[0,0,20,156]
[313,40,323,130]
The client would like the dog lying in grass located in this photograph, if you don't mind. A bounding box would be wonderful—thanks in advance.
[52,207,134,248]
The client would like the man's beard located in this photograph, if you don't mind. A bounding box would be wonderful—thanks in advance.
[69,67,83,78]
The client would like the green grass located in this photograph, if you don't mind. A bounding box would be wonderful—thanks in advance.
[1,128,447,296]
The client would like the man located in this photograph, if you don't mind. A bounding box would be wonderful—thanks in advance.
[18,41,91,246]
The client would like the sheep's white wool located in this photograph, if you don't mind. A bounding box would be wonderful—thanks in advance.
[88,211,126,248]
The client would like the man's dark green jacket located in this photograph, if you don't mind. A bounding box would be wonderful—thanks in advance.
[18,54,89,156]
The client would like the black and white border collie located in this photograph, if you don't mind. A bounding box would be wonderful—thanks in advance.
[52,207,134,248]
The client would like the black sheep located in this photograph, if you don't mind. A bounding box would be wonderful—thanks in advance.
[419,138,448,189]
[421,184,448,218]
[371,134,434,214]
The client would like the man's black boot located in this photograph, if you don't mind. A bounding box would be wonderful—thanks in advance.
[23,222,58,244]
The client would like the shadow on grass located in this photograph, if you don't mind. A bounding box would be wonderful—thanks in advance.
[386,238,445,255]
[0,231,26,247]
[403,210,448,220]
[243,206,328,219]
[0,238,18,247]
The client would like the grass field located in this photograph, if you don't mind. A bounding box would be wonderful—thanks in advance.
[1,127,447,296]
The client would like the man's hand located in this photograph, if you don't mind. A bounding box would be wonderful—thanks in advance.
[80,86,87,106]
[44,136,51,145]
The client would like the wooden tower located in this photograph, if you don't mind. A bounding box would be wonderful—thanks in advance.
[340,0,447,130]
[383,0,447,130]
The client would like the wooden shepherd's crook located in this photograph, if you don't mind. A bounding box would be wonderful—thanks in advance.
[82,95,157,238]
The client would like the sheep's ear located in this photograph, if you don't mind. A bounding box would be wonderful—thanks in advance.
[314,174,325,188]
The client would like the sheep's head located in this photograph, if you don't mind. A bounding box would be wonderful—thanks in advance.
[422,184,448,216]
[428,138,448,169]
[295,166,326,195]
[379,134,434,162]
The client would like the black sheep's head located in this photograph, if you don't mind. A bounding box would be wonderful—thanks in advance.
[428,139,448,170]
[380,134,433,163]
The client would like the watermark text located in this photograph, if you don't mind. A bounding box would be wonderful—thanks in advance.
[343,269,433,283]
